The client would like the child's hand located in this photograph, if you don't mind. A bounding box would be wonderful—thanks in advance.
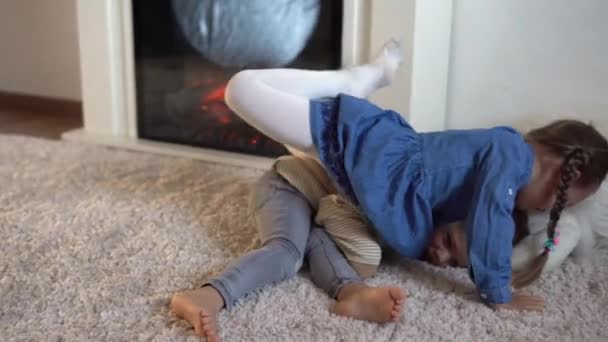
[493,292,544,312]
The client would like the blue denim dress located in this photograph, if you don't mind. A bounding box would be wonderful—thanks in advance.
[309,94,534,304]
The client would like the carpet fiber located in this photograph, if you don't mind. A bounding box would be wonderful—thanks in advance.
[1,135,607,341]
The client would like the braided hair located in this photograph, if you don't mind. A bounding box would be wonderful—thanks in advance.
[512,120,608,288]
[512,149,588,288]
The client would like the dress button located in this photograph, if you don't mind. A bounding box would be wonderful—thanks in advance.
[508,188,514,196]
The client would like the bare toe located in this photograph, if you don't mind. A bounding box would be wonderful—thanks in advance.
[193,318,204,336]
[206,330,219,342]
[333,285,407,323]
[389,287,407,302]
[200,310,219,341]
[391,306,402,318]
[170,287,224,339]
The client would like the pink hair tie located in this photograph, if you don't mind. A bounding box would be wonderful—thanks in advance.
[543,228,560,253]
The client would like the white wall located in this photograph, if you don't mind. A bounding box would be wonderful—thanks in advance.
[367,0,415,120]
[0,0,81,100]
[447,0,608,133]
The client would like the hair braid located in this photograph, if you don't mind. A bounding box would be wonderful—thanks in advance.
[512,148,587,288]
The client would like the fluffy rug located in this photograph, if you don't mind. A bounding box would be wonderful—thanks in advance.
[1,135,607,342]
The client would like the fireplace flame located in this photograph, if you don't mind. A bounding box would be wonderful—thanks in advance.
[202,84,227,104]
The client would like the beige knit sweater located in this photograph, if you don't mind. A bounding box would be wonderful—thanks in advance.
[274,155,382,274]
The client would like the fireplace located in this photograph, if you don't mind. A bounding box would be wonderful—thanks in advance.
[70,0,450,169]
[133,0,343,157]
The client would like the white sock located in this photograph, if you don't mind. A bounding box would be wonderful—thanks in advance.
[343,39,403,98]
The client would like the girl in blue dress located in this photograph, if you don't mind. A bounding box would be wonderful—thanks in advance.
[171,40,608,340]
[224,39,608,306]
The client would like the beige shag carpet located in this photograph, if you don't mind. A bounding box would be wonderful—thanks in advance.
[1,135,607,342]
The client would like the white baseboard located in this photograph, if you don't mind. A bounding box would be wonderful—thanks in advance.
[61,129,274,170]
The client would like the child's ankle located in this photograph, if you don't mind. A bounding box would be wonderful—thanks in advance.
[351,262,378,278]
[199,285,226,312]
[336,283,367,301]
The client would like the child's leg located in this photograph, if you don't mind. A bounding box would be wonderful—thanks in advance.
[171,171,313,340]
[316,194,381,278]
[224,39,403,152]
[305,227,407,323]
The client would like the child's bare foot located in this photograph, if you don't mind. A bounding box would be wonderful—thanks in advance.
[332,284,406,322]
[170,286,225,341]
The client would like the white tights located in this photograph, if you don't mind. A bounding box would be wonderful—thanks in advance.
[224,39,403,153]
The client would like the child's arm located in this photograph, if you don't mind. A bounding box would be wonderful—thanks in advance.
[468,197,545,311]
[465,172,517,304]
[465,151,544,310]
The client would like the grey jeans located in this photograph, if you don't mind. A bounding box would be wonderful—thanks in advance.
[208,169,362,309]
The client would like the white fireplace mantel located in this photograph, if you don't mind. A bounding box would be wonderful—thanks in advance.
[65,0,453,169]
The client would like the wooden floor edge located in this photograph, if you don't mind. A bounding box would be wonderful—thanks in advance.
[0,91,82,117]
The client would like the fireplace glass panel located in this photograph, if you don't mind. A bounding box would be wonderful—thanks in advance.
[133,0,343,157]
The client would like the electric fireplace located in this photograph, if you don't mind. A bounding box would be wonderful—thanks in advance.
[71,0,448,169]
[132,0,343,157]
